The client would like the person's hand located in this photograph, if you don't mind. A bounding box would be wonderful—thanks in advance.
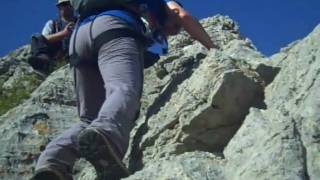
[62,22,75,37]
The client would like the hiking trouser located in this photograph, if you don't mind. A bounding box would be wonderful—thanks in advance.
[35,15,144,178]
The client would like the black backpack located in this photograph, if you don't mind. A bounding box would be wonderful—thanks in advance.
[70,0,137,19]
[70,0,168,27]
[31,16,77,57]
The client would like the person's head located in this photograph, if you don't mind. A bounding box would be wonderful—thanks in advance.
[56,0,74,21]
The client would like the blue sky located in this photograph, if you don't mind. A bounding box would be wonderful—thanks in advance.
[0,0,319,57]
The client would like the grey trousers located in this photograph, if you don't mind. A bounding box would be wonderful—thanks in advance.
[35,15,144,178]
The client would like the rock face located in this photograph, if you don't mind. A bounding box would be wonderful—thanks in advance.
[0,15,319,180]
[125,152,226,180]
[224,25,320,180]
[0,66,78,179]
[126,49,265,171]
[0,45,44,116]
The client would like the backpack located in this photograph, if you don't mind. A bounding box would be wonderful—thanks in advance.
[31,19,62,57]
[70,0,168,27]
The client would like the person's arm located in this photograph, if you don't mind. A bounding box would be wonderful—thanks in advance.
[166,1,218,50]
[44,22,75,43]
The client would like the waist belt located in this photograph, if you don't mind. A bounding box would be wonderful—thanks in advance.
[70,17,150,67]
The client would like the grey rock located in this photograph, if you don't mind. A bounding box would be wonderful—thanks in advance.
[224,25,320,180]
[134,50,264,166]
[29,65,76,106]
[2,45,32,62]
[78,152,225,180]
[124,152,226,180]
[0,66,78,180]
[224,108,307,180]
[0,47,45,116]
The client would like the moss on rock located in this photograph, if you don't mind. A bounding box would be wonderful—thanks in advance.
[0,73,43,115]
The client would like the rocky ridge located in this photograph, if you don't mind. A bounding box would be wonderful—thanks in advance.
[0,15,319,180]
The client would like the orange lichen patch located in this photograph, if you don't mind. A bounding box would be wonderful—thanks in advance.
[33,121,50,135]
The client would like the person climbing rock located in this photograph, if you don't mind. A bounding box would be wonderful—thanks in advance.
[29,0,76,74]
[32,0,218,179]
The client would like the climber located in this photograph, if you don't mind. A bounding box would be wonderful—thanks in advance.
[31,1,218,180]
[28,0,77,73]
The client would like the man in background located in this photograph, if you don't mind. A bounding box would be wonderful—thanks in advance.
[29,0,76,73]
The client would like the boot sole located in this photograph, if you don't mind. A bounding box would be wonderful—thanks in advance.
[32,166,68,180]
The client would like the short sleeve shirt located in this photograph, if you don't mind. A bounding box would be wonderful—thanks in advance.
[41,20,55,36]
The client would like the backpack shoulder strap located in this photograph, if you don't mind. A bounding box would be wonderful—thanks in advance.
[52,18,63,33]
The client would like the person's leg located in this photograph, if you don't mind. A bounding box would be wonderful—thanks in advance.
[33,19,107,179]
[33,122,87,180]
[78,36,144,179]
[74,15,144,179]
[33,63,106,180]
[74,63,106,123]
[91,35,144,156]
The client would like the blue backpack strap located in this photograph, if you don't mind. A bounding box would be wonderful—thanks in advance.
[149,30,168,55]
[100,10,145,32]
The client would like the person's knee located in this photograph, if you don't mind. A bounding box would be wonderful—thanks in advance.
[115,84,141,104]
[112,84,141,116]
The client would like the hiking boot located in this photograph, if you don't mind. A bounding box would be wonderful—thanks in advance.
[78,128,130,180]
[31,167,70,180]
